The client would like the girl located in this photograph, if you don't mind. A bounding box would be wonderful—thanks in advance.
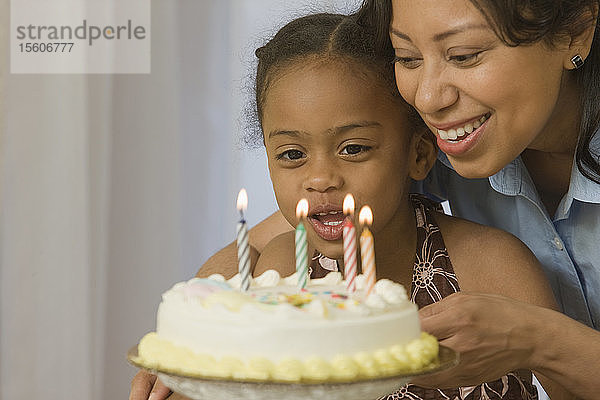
[131,12,572,400]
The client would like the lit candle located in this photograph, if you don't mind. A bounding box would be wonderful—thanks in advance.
[236,188,250,292]
[295,198,309,290]
[343,194,357,293]
[359,205,376,297]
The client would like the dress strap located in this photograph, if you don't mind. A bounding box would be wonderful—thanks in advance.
[410,194,460,308]
[309,252,339,279]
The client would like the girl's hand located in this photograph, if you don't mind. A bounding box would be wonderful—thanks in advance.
[411,292,538,388]
[129,370,171,400]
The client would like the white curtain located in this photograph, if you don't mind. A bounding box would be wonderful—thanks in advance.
[0,1,359,398]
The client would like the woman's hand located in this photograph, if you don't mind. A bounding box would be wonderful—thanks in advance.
[411,292,600,399]
[129,370,171,400]
[411,292,539,388]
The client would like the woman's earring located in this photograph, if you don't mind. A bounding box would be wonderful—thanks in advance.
[571,54,584,69]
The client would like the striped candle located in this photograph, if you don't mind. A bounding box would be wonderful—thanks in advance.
[359,205,376,297]
[343,194,357,292]
[236,189,250,291]
[295,199,309,290]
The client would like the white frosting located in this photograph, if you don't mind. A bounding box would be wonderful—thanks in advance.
[253,269,280,286]
[375,279,408,303]
[226,273,241,290]
[355,274,367,290]
[365,293,387,309]
[207,273,226,282]
[155,270,420,363]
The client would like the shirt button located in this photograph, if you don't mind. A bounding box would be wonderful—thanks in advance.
[553,237,564,251]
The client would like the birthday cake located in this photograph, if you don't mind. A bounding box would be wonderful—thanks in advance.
[136,270,439,383]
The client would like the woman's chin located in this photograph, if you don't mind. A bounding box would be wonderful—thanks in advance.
[447,154,506,179]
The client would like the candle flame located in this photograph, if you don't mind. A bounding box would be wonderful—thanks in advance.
[236,188,248,212]
[296,198,309,219]
[343,194,355,215]
[358,205,373,226]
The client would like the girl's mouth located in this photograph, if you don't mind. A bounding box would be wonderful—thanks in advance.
[307,210,345,241]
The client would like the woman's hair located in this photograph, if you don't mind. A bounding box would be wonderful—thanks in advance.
[250,12,423,146]
[356,0,600,184]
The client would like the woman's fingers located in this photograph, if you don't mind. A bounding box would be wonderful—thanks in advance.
[129,370,172,400]
[418,292,467,340]
[414,293,536,388]
[129,370,156,400]
[148,378,172,400]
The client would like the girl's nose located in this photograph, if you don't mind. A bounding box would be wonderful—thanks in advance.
[302,158,343,193]
[413,64,458,115]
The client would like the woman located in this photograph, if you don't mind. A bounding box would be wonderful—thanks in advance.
[352,1,600,398]
[131,0,600,399]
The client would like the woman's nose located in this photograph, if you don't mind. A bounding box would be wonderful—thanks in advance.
[413,64,458,115]
[302,158,343,193]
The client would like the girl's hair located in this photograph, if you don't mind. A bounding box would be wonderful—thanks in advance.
[251,12,423,146]
[356,0,600,184]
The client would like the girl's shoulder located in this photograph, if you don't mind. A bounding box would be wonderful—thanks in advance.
[434,211,521,255]
[433,212,558,310]
[253,231,297,278]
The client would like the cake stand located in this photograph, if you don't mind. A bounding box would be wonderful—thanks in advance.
[128,345,458,400]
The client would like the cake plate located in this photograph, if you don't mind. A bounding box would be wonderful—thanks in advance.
[128,345,458,400]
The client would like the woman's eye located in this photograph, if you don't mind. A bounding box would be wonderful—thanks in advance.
[340,144,371,156]
[449,52,482,66]
[276,149,305,161]
[393,56,422,69]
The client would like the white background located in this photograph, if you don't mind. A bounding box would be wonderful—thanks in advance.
[0,0,360,398]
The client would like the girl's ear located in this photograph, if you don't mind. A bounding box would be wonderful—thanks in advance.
[564,6,598,70]
[408,129,437,181]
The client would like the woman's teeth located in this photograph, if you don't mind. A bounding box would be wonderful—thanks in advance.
[438,114,489,141]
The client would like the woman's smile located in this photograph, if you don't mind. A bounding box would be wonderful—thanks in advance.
[434,113,490,141]
[429,112,491,156]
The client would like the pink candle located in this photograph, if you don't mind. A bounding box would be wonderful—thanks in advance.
[343,194,357,292]
[359,205,376,298]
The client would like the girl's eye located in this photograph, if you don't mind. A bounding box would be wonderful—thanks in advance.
[340,144,371,156]
[392,56,422,69]
[276,149,305,161]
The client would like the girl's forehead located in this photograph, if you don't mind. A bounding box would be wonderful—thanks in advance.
[270,58,392,97]
[261,68,412,143]
[265,63,392,110]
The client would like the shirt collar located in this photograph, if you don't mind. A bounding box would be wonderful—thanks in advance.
[567,132,600,205]
[437,152,524,196]
[438,133,600,206]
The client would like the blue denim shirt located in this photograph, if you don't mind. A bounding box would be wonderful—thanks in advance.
[415,140,600,329]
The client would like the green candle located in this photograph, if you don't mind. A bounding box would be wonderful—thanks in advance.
[295,199,309,289]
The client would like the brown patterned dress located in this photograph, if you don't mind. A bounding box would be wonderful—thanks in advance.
[311,194,538,400]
